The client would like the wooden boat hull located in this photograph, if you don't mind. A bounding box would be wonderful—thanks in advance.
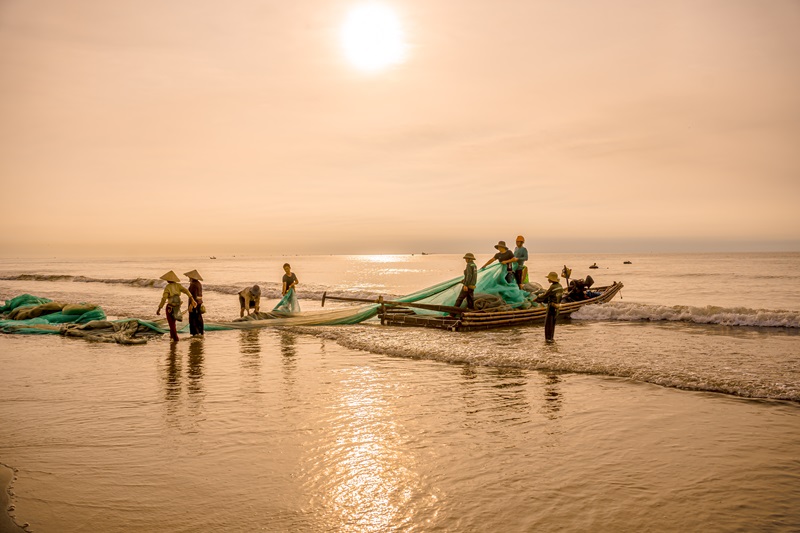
[379,282,623,331]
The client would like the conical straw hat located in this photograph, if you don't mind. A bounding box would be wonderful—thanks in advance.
[160,270,180,283]
[184,269,203,281]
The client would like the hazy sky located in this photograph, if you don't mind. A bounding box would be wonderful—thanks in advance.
[1,0,798,256]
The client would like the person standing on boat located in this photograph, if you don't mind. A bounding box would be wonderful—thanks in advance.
[512,235,528,289]
[452,253,478,313]
[238,285,261,317]
[481,241,516,283]
[536,271,564,341]
[156,270,197,343]
[184,269,204,336]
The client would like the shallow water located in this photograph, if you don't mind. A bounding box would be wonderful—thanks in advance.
[2,253,800,531]
[1,332,798,532]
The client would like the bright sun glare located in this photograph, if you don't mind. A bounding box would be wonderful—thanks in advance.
[341,3,407,72]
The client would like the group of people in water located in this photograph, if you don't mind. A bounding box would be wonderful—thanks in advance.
[155,263,299,342]
[155,243,590,343]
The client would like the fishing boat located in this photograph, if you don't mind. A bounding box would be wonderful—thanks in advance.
[372,282,623,331]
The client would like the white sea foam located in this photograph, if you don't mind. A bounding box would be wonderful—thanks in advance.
[573,302,800,328]
[301,324,800,402]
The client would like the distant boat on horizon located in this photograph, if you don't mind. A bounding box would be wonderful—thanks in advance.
[210,256,217,259]
[623,260,632,264]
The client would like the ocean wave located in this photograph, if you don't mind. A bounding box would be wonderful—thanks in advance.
[572,302,800,328]
[0,273,399,302]
[298,325,800,402]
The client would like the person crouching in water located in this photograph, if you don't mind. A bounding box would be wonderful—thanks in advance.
[239,285,261,317]
[184,269,204,336]
[451,253,478,316]
[535,271,564,341]
[157,270,196,342]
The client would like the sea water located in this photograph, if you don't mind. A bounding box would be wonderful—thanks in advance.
[1,253,799,532]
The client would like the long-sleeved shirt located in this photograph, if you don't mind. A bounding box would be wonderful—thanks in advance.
[513,246,528,271]
[189,279,203,302]
[159,282,193,309]
[538,281,564,305]
[463,262,478,288]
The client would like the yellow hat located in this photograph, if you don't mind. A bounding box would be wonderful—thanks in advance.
[160,270,180,283]
[546,272,559,283]
[463,252,476,260]
[184,269,203,281]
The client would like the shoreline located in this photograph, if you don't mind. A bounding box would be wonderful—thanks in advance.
[0,464,25,533]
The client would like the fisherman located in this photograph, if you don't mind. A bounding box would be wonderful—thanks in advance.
[272,263,301,314]
[482,240,516,283]
[452,253,478,314]
[238,285,261,317]
[184,269,204,336]
[535,271,564,341]
[513,235,529,288]
[156,270,197,343]
[281,263,299,296]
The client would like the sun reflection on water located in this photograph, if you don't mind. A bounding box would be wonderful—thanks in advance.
[349,254,413,264]
[303,367,426,532]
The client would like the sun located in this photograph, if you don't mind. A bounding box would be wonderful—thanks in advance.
[340,3,407,72]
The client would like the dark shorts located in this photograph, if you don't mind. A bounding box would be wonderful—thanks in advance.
[239,295,257,308]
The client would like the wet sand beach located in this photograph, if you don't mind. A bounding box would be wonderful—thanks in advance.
[1,330,798,532]
[0,464,25,533]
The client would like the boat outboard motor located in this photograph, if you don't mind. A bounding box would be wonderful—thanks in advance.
[566,278,586,302]
[565,275,596,302]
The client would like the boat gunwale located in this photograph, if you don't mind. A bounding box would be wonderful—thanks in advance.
[379,281,623,331]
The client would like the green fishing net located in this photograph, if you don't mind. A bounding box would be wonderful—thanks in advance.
[0,263,539,339]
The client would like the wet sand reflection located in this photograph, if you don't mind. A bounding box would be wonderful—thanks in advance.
[187,337,205,395]
[164,342,181,404]
[280,331,299,402]
[238,329,262,398]
[161,339,206,428]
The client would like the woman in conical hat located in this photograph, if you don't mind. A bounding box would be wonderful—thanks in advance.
[160,270,181,283]
[156,270,196,342]
[184,270,204,336]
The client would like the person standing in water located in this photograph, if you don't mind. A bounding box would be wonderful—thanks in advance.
[536,271,564,341]
[452,253,478,314]
[184,269,204,337]
[273,263,300,314]
[282,263,298,296]
[156,270,196,342]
